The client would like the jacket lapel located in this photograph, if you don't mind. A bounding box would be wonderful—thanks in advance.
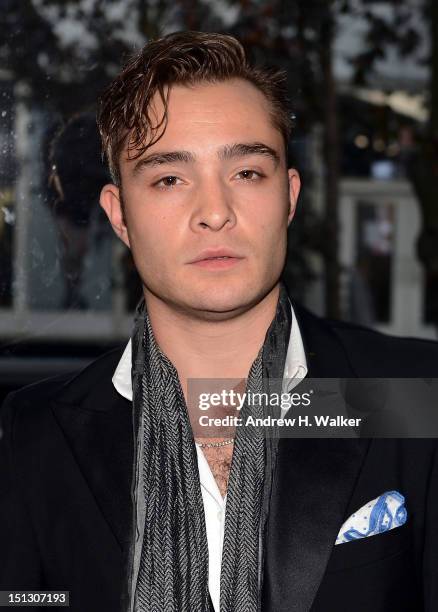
[50,347,134,554]
[261,301,370,612]
[50,347,217,612]
[262,437,370,612]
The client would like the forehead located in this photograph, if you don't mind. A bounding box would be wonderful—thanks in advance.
[124,78,283,163]
[158,78,272,117]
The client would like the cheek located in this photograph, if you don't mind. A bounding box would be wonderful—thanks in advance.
[252,201,288,248]
[128,215,169,267]
[251,184,289,223]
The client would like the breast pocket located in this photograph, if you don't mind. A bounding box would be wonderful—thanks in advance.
[312,520,419,612]
[325,519,412,574]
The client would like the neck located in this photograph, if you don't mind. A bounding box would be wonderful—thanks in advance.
[143,284,280,396]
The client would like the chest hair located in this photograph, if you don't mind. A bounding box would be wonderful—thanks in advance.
[200,444,234,498]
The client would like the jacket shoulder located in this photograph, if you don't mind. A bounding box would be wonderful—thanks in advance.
[292,300,438,376]
[326,317,438,376]
[0,345,126,430]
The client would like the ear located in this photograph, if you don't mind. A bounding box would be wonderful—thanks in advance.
[99,184,130,248]
[287,168,301,226]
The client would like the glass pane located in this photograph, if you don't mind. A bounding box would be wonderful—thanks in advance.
[0,80,15,307]
[23,108,114,311]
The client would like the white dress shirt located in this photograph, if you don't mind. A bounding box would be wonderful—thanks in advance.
[112,301,308,612]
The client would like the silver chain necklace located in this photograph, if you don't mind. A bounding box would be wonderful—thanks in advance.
[197,438,235,448]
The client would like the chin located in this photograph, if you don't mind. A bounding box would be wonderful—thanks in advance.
[177,282,265,318]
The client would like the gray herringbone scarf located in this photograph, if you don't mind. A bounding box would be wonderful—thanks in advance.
[127,284,292,612]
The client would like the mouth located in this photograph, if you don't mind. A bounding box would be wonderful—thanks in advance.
[190,256,243,270]
[189,247,243,264]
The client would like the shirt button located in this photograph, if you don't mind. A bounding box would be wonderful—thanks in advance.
[217,510,222,520]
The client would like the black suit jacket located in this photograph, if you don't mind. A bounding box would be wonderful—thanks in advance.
[1,303,438,612]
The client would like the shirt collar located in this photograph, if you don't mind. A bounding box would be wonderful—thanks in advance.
[112,300,308,401]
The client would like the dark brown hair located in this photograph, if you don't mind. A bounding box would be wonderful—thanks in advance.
[97,30,294,186]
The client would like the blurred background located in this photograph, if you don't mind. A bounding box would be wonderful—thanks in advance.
[1,0,437,400]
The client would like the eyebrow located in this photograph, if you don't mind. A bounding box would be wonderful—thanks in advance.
[218,142,280,167]
[131,142,281,176]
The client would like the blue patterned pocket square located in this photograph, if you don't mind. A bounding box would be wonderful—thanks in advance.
[335,490,407,545]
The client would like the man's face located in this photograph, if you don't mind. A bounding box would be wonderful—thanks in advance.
[100,78,300,320]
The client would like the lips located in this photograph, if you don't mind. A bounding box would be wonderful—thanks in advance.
[189,248,243,264]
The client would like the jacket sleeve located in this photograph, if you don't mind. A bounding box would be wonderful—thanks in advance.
[423,439,438,610]
[0,392,44,592]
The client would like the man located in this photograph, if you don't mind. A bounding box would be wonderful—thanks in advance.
[47,112,112,309]
[1,31,437,612]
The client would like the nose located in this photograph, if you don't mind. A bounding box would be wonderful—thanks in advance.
[189,177,237,232]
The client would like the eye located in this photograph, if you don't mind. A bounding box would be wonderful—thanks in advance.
[153,175,183,189]
[235,169,264,181]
